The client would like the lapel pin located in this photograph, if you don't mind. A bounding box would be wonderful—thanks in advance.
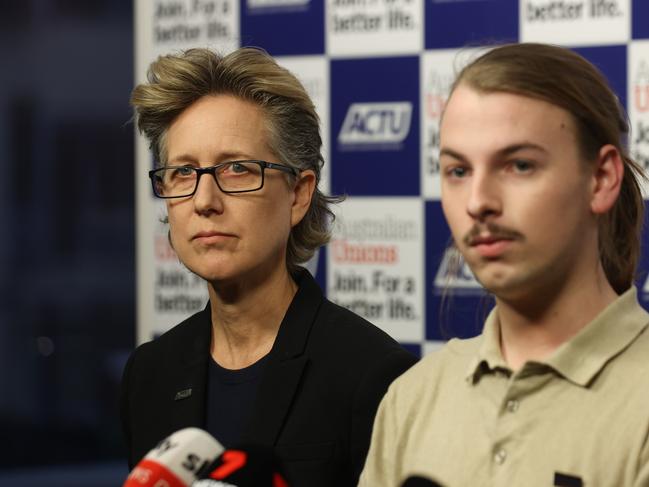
[174,388,192,401]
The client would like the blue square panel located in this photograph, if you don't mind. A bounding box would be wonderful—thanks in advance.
[633,0,649,39]
[331,56,420,196]
[425,0,518,49]
[425,201,488,341]
[401,342,423,359]
[240,0,324,55]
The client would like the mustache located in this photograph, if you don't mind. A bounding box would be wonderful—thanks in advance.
[463,222,523,246]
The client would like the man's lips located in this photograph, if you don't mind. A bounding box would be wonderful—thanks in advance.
[468,234,513,246]
[468,235,515,258]
[463,224,523,259]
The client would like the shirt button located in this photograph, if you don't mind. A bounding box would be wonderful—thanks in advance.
[494,449,507,465]
[506,399,519,413]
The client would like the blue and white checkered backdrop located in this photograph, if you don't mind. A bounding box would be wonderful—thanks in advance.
[135,0,649,356]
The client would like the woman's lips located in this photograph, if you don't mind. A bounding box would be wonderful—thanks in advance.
[192,231,235,244]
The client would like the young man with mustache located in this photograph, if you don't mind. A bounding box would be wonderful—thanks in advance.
[358,43,649,487]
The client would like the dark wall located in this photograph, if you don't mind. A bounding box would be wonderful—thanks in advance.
[0,0,135,471]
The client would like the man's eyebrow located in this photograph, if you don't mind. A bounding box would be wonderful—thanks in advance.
[439,147,467,162]
[439,143,548,162]
[500,143,548,156]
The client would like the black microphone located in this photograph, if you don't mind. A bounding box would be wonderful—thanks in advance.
[401,475,445,487]
[192,444,290,487]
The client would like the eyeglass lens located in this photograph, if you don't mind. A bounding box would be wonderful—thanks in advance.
[154,162,263,197]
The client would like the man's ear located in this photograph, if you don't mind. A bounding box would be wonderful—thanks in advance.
[291,169,316,227]
[590,144,624,215]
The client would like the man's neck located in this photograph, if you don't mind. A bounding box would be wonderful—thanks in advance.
[207,263,298,370]
[495,264,619,371]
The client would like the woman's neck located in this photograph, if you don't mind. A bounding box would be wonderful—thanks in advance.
[207,264,298,369]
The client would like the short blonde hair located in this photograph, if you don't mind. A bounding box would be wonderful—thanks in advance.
[131,47,340,274]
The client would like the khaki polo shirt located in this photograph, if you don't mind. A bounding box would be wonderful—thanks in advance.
[359,287,649,487]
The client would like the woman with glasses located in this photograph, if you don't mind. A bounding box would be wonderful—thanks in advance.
[121,47,416,487]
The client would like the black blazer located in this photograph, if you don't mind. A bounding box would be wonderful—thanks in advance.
[120,270,417,487]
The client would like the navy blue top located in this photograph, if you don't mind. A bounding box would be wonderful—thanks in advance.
[206,354,269,447]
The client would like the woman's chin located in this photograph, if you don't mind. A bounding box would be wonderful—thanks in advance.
[189,263,262,286]
[181,260,233,283]
[194,269,237,284]
[183,253,287,287]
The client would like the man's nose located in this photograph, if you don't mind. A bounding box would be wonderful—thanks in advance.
[466,172,501,221]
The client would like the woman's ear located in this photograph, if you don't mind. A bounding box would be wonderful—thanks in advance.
[291,170,316,227]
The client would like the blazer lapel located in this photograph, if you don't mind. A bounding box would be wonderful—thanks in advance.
[242,270,323,446]
[167,306,212,432]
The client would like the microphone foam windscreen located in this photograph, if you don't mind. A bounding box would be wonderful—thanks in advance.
[124,427,225,487]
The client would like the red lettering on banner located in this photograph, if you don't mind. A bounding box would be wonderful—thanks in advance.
[155,235,177,261]
[425,93,446,119]
[636,85,649,112]
[332,240,398,264]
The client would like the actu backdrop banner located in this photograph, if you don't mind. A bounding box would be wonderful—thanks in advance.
[135,0,649,354]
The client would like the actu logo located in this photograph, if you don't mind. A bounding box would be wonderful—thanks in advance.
[434,247,484,295]
[338,102,412,148]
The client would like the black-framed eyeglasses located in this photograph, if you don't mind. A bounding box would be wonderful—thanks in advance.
[148,160,298,199]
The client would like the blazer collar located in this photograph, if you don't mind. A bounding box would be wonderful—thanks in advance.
[182,308,213,365]
[179,268,323,363]
[164,308,212,433]
[170,268,324,446]
[243,268,324,446]
[268,268,324,361]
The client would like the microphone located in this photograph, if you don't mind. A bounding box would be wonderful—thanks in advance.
[192,445,289,487]
[123,427,225,487]
[401,476,445,487]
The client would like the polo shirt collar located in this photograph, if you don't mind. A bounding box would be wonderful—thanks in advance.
[548,286,648,386]
[466,308,508,383]
[466,287,649,386]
